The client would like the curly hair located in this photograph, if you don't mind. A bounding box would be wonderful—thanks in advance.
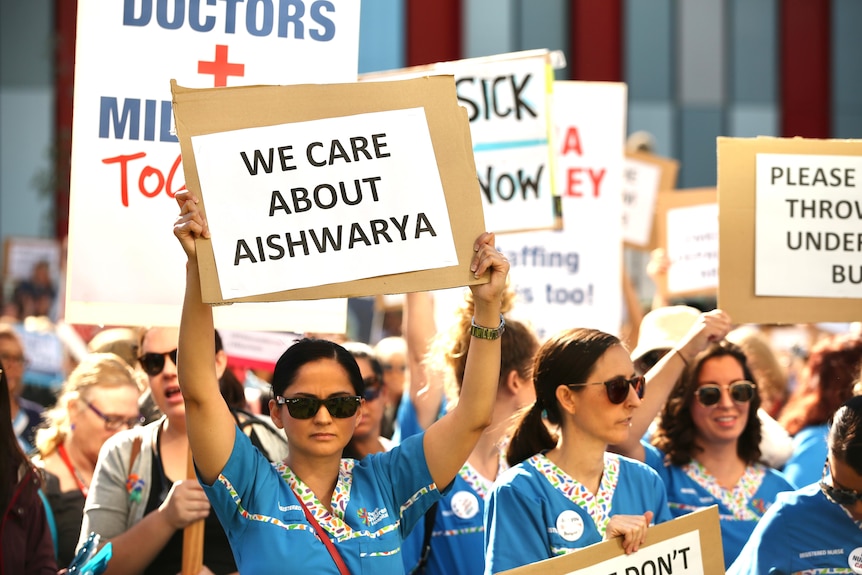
[779,333,862,437]
[652,341,762,466]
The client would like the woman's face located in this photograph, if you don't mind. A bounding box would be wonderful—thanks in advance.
[272,358,360,460]
[690,355,751,448]
[70,384,142,464]
[565,345,641,447]
[352,357,383,441]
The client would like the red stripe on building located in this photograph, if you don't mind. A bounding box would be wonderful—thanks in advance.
[55,0,77,240]
[780,0,831,138]
[569,0,622,81]
[406,0,461,67]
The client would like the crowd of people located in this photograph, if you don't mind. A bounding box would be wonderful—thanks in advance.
[1,189,860,574]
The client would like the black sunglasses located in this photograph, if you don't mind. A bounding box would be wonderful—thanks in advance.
[695,381,756,407]
[139,349,178,377]
[362,376,383,401]
[566,375,645,405]
[276,395,362,419]
[820,461,862,506]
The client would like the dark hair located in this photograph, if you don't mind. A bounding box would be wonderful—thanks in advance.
[340,341,384,382]
[1,358,40,509]
[271,338,363,399]
[652,341,762,466]
[829,395,862,475]
[779,333,862,436]
[507,328,621,466]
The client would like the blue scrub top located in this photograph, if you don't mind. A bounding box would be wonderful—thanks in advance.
[727,483,862,575]
[203,427,442,574]
[643,442,795,568]
[484,452,671,575]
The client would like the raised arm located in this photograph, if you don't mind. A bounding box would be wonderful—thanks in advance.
[423,232,506,489]
[612,309,732,461]
[404,291,445,431]
[173,190,236,484]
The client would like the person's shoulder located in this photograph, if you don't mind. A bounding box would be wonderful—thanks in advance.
[759,464,797,491]
[101,418,161,453]
[614,452,664,479]
[494,456,541,489]
[18,396,44,417]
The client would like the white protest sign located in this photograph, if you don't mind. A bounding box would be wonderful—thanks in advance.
[193,109,457,299]
[499,81,626,339]
[572,530,704,575]
[66,0,359,330]
[363,50,557,234]
[623,157,662,247]
[622,153,678,249]
[666,203,718,295]
[755,153,862,298]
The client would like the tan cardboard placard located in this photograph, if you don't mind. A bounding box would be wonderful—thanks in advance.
[717,137,862,323]
[500,506,723,575]
[624,152,680,250]
[654,188,718,299]
[171,77,486,304]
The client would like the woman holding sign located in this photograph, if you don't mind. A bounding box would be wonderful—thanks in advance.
[483,328,674,574]
[613,336,795,568]
[172,190,507,574]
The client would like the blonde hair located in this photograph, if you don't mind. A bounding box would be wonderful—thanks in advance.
[35,353,143,455]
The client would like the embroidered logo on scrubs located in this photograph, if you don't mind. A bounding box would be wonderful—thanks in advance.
[450,491,480,520]
[555,510,584,542]
[849,547,862,574]
[357,507,390,527]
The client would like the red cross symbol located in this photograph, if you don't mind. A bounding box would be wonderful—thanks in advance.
[198,45,245,87]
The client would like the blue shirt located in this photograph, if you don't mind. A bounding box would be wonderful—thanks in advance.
[403,462,494,575]
[484,452,671,575]
[781,424,829,489]
[643,442,795,568]
[727,483,862,575]
[203,427,441,574]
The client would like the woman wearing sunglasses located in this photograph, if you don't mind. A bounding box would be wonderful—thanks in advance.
[483,328,674,574]
[615,340,795,568]
[728,395,862,574]
[32,353,144,567]
[340,342,393,460]
[173,190,507,574]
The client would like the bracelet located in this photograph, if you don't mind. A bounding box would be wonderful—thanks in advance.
[470,314,506,340]
[674,348,690,366]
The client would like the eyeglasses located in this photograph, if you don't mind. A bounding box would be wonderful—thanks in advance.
[85,401,145,431]
[382,363,406,373]
[362,376,383,401]
[566,375,645,405]
[0,353,29,368]
[275,395,362,419]
[820,461,862,506]
[695,381,756,407]
[139,349,178,377]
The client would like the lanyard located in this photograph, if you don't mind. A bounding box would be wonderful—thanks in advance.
[57,443,89,497]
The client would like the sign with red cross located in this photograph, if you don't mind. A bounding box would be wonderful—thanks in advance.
[66,0,360,331]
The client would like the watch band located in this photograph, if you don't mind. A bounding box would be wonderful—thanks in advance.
[470,314,506,340]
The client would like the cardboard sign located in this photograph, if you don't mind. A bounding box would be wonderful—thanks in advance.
[755,153,862,298]
[65,0,359,330]
[718,137,862,323]
[172,76,487,303]
[499,81,626,339]
[500,506,723,575]
[362,50,558,235]
[654,189,718,298]
[623,153,679,249]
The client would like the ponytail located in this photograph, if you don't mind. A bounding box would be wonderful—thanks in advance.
[507,401,557,467]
